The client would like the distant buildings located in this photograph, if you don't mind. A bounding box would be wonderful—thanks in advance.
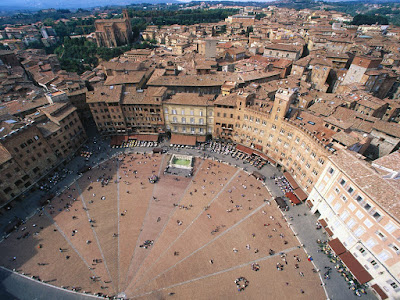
[197,39,218,60]
[94,10,133,48]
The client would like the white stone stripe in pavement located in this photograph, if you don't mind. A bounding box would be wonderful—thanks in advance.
[133,200,269,294]
[128,168,239,291]
[117,158,121,291]
[43,209,105,287]
[124,158,206,290]
[132,245,300,298]
[122,154,166,290]
[75,181,116,293]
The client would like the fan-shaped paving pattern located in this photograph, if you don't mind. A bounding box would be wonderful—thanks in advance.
[0,153,325,299]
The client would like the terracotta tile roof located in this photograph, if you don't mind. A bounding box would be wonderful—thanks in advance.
[291,110,325,131]
[372,120,400,138]
[239,70,281,82]
[36,120,60,137]
[124,49,152,57]
[195,60,218,70]
[148,73,242,87]
[86,85,122,103]
[221,81,237,90]
[294,56,311,67]
[264,43,302,53]
[308,95,347,116]
[1,97,48,116]
[330,149,400,223]
[165,93,214,106]
[356,97,387,110]
[271,58,292,69]
[214,93,240,106]
[331,131,360,146]
[121,86,166,105]
[328,107,378,133]
[148,86,168,97]
[39,102,77,124]
[310,57,333,67]
[372,151,400,173]
[102,61,144,71]
[66,87,88,97]
[104,72,147,86]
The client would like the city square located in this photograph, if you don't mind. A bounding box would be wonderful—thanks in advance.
[0,148,326,299]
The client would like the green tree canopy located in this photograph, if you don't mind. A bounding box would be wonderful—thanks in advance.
[351,14,389,26]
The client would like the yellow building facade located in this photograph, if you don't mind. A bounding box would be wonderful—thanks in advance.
[163,93,214,136]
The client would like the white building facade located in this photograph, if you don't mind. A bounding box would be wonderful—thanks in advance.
[308,149,400,299]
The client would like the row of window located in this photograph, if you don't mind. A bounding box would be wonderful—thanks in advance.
[328,184,400,258]
[262,123,323,163]
[169,126,211,134]
[3,180,31,195]
[242,136,316,188]
[168,109,210,116]
[266,50,292,58]
[338,178,383,221]
[244,114,267,125]
[15,135,40,152]
[216,112,233,118]
[94,107,163,114]
[124,107,160,113]
[171,117,205,124]
[97,115,162,122]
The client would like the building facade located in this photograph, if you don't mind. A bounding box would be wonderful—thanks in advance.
[87,85,167,135]
[0,122,57,205]
[341,56,382,86]
[37,102,87,159]
[308,150,400,299]
[0,100,87,206]
[163,93,215,136]
[95,10,133,48]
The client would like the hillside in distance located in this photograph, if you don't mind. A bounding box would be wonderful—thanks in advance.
[0,0,179,10]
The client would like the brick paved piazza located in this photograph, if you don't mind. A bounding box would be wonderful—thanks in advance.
[0,153,325,299]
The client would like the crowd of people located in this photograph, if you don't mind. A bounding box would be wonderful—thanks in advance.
[234,276,249,292]
[274,176,295,194]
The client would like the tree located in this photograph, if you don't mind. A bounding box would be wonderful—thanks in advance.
[43,18,54,26]
[256,13,266,20]
[220,25,227,33]
[246,26,253,37]
[352,14,389,26]
[26,40,45,49]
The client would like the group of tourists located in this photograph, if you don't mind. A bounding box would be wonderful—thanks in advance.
[235,277,249,292]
